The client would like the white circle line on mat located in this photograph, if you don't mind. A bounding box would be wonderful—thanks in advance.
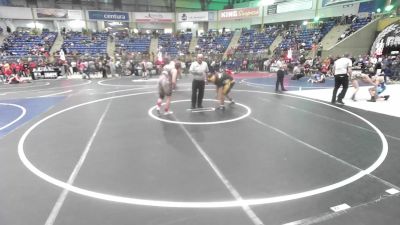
[0,103,26,131]
[148,99,251,125]
[17,90,388,208]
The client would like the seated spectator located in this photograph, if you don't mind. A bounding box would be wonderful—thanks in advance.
[308,72,326,83]
[291,64,304,80]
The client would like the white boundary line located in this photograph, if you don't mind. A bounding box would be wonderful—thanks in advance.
[148,99,251,125]
[98,78,192,88]
[0,103,26,131]
[187,107,216,113]
[17,90,388,208]
[106,87,154,94]
[39,90,73,98]
[132,78,158,82]
[241,79,333,89]
[44,101,112,225]
[44,80,92,90]
[2,80,92,95]
[0,82,50,90]
[177,118,264,225]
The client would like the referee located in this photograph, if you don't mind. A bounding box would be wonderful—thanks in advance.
[189,54,209,109]
[331,54,352,104]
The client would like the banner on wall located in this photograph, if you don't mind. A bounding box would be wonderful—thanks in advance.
[219,8,259,20]
[370,22,400,56]
[178,12,208,22]
[36,8,68,18]
[322,0,371,7]
[135,12,174,23]
[88,10,129,21]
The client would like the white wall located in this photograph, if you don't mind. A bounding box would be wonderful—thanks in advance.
[5,20,16,32]
[87,21,98,32]
[209,18,260,30]
[11,20,55,30]
[261,0,361,24]
[0,6,33,19]
[264,10,315,24]
[0,21,7,34]
[136,23,174,30]
[56,20,88,32]
[319,2,361,18]
[176,22,199,32]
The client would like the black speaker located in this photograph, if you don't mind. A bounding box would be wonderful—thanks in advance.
[113,0,122,9]
[26,0,37,4]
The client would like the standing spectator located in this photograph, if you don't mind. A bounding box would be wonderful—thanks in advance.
[189,54,209,109]
[317,44,323,57]
[109,59,116,77]
[331,53,352,104]
[102,60,108,78]
[263,58,270,71]
[275,59,288,92]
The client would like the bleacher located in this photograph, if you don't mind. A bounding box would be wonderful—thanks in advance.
[197,31,233,54]
[115,35,151,54]
[280,20,336,50]
[351,17,371,31]
[236,28,278,54]
[2,31,57,56]
[158,33,192,57]
[338,16,372,42]
[62,32,107,55]
[280,28,320,50]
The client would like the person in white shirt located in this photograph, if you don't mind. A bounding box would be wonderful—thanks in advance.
[331,54,352,104]
[189,54,209,109]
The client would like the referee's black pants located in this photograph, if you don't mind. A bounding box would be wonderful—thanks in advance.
[275,74,285,91]
[331,74,349,103]
[191,79,205,108]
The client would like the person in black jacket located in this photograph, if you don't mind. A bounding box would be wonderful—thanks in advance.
[275,60,288,92]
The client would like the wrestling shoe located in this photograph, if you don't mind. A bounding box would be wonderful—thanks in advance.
[367,97,376,102]
[337,99,345,105]
[163,111,173,115]
[217,105,225,110]
[384,95,390,100]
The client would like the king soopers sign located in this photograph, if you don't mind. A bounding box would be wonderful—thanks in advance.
[219,8,259,20]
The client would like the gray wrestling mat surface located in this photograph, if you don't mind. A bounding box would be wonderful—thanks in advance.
[1,76,400,225]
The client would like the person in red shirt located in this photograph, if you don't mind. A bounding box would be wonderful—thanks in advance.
[15,63,22,76]
[10,62,17,75]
